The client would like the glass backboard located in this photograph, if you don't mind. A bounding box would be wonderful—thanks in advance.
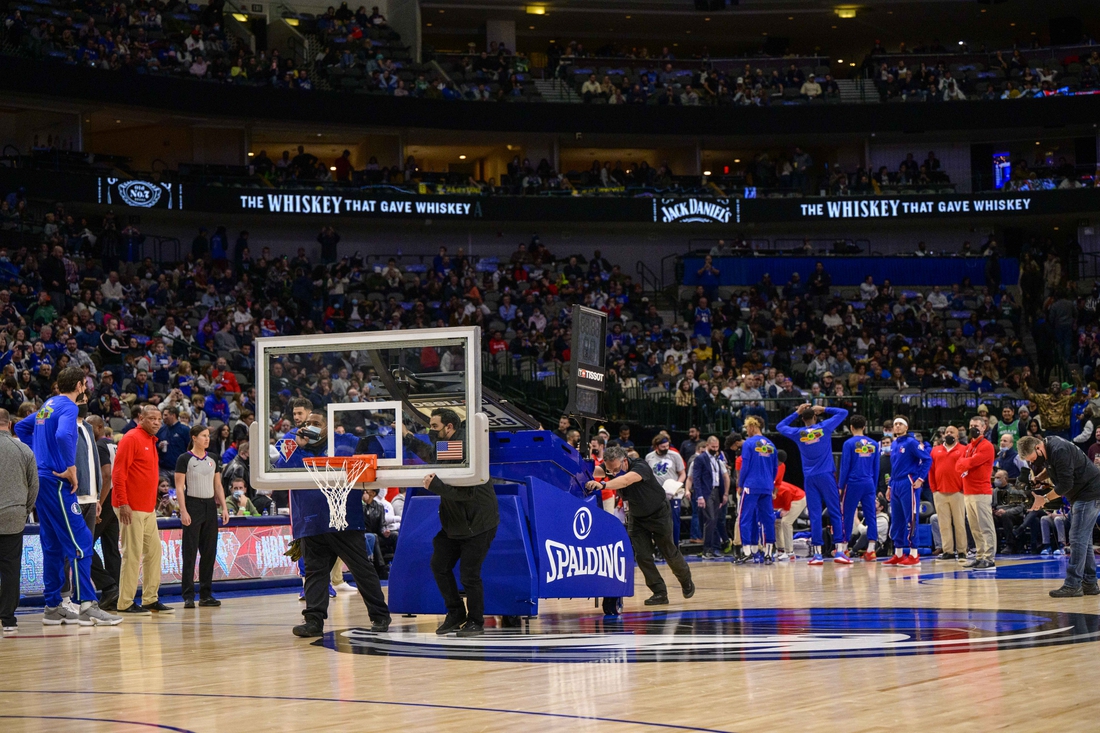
[249,326,488,490]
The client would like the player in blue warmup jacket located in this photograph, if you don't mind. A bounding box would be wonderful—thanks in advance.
[737,417,779,564]
[274,411,390,637]
[838,414,881,562]
[14,367,120,625]
[885,415,932,565]
[777,403,850,564]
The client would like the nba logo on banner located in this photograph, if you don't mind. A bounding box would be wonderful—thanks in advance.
[275,439,297,461]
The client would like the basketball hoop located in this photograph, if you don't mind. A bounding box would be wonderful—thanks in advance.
[301,455,378,531]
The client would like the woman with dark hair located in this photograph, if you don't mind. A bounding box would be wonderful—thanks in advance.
[1026,418,1043,438]
[175,424,229,609]
[210,422,231,460]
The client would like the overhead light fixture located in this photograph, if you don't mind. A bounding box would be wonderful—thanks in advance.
[529,25,535,29]
[426,22,431,26]
[285,17,298,26]
[329,166,337,171]
[958,40,965,45]
[835,7,857,19]
[734,158,741,163]
[247,152,255,157]
[115,119,121,123]
[837,59,843,63]
[703,170,712,176]
[526,5,545,15]
[459,154,467,160]
[232,13,248,22]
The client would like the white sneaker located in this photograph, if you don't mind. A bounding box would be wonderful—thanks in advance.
[333,582,357,594]
[2,624,16,634]
[62,598,80,616]
[777,553,790,562]
[79,601,123,626]
[43,605,80,625]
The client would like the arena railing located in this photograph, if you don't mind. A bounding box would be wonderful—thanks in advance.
[483,352,1024,433]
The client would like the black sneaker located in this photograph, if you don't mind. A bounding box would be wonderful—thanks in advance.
[1083,585,1100,596]
[118,604,151,615]
[293,619,324,637]
[456,621,484,638]
[681,581,696,599]
[435,613,468,635]
[183,599,195,609]
[198,597,221,607]
[644,593,669,606]
[1050,585,1084,598]
[938,553,955,561]
[147,601,174,613]
[370,619,391,633]
[99,590,119,611]
[500,615,522,629]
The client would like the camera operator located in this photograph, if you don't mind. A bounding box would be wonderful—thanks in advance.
[993,469,1029,553]
[1017,435,1100,597]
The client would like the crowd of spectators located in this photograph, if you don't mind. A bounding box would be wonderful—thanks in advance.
[567,59,838,107]
[1,0,318,88]
[868,44,1100,102]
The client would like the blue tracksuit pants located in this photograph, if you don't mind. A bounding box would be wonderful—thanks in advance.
[738,490,776,546]
[842,480,879,543]
[37,476,95,607]
[804,472,844,546]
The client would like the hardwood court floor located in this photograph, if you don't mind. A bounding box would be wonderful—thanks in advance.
[2,556,1100,733]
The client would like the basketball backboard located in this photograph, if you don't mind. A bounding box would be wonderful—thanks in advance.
[248,326,489,491]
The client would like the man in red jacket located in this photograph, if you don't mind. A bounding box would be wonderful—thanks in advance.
[956,415,996,570]
[929,425,966,560]
[113,406,173,614]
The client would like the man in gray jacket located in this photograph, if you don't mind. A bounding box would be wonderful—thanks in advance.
[0,408,38,632]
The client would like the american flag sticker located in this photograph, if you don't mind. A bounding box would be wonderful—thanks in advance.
[436,441,464,460]
[276,439,298,461]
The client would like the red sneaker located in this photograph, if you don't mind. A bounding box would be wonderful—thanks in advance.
[900,554,921,566]
[883,555,903,565]
[862,551,877,562]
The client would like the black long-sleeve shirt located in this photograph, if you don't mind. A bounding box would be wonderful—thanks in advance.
[1044,436,1100,504]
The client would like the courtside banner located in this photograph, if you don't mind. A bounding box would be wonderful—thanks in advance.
[525,476,634,600]
[20,521,297,593]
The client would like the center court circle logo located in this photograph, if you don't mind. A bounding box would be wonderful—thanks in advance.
[327,608,1100,662]
[572,507,592,541]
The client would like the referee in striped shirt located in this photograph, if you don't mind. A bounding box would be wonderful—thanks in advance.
[176,424,229,609]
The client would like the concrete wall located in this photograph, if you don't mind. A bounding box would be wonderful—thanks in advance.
[0,109,80,153]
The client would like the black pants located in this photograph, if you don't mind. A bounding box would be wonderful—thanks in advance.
[181,497,219,601]
[627,502,693,597]
[90,497,120,595]
[0,532,21,626]
[430,527,496,625]
[63,502,108,598]
[303,530,390,626]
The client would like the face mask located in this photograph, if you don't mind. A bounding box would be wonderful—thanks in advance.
[993,478,1006,488]
[943,435,956,446]
[969,427,982,440]
[233,490,244,498]
[1030,454,1046,474]
[883,430,893,438]
[298,425,323,446]
[708,448,719,456]
[881,446,891,455]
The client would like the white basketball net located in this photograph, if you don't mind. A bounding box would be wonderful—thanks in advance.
[302,457,374,531]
